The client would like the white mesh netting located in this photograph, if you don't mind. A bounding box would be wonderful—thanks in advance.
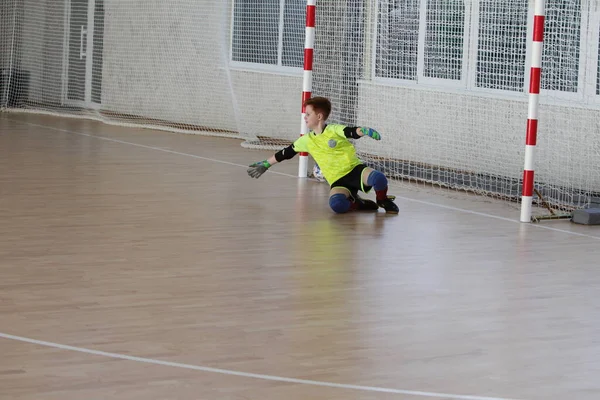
[1,0,599,210]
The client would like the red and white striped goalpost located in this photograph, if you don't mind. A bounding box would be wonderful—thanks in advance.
[520,0,546,222]
[298,0,316,178]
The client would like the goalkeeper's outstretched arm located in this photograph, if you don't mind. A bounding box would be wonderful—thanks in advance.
[247,144,297,179]
[343,126,381,140]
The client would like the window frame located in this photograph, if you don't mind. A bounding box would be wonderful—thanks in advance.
[372,0,473,90]
[229,0,304,75]
[371,0,600,108]
[371,0,421,87]
[416,0,473,88]
[466,0,529,97]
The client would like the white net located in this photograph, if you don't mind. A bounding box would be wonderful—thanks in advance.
[314,0,600,211]
[0,0,304,144]
[1,0,600,211]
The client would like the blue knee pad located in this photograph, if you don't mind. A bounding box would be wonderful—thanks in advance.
[329,193,351,213]
[366,170,388,190]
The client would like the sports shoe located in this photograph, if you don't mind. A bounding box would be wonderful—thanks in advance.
[377,196,399,214]
[349,192,379,211]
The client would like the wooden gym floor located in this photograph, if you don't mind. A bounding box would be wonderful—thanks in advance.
[1,112,600,400]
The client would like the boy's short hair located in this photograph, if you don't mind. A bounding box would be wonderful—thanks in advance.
[304,96,331,120]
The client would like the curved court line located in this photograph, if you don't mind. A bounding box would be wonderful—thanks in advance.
[0,332,520,400]
[11,119,600,241]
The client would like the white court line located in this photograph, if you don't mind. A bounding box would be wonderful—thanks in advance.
[11,119,600,241]
[10,120,296,178]
[395,197,600,241]
[0,332,520,400]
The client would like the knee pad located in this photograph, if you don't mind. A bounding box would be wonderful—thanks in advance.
[329,193,351,213]
[366,170,388,190]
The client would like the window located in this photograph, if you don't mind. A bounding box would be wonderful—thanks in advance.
[423,0,465,81]
[375,0,420,80]
[541,0,582,93]
[231,0,304,68]
[374,0,592,99]
[375,0,469,84]
[281,0,305,67]
[476,0,527,92]
[476,0,583,94]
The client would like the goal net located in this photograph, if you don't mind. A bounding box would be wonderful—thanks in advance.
[2,0,599,212]
[313,0,600,212]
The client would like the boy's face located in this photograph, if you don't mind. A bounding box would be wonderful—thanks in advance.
[304,105,322,131]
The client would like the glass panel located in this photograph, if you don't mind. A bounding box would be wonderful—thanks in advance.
[282,0,304,67]
[424,0,465,80]
[232,0,279,65]
[375,0,420,80]
[476,0,527,91]
[542,0,581,93]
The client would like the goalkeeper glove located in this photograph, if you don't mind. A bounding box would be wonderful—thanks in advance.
[362,127,381,140]
[247,160,271,178]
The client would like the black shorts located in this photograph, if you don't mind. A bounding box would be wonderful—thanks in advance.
[330,164,372,194]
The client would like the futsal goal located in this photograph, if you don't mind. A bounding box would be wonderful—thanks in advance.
[1,0,599,219]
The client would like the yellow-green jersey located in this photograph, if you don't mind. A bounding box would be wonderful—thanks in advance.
[292,124,363,185]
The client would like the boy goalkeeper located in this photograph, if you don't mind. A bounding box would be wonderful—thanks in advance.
[247,96,399,214]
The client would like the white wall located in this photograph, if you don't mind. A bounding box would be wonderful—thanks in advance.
[229,69,302,142]
[355,82,600,193]
[101,0,237,132]
[100,0,302,139]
